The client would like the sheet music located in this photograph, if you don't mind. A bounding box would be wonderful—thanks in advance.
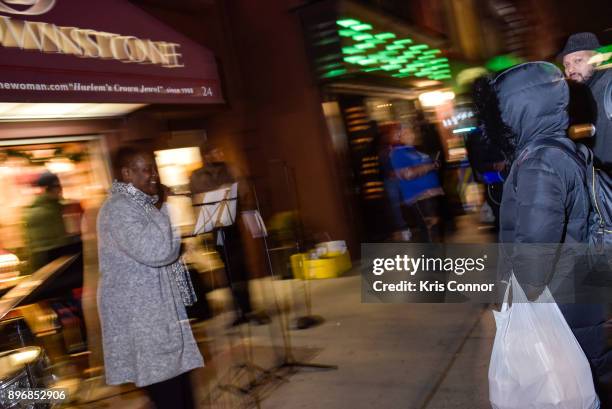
[193,183,238,235]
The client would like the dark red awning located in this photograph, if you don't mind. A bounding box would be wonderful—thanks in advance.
[0,0,223,104]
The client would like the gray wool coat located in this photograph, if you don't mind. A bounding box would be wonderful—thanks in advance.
[97,191,204,387]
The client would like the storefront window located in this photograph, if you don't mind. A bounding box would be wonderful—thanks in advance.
[0,137,110,279]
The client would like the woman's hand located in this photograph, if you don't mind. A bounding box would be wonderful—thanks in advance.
[155,184,172,209]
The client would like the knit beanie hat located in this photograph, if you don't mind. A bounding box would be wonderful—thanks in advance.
[557,32,601,60]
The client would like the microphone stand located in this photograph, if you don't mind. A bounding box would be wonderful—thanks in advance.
[283,163,326,330]
[196,230,284,409]
[249,175,338,373]
[191,188,270,408]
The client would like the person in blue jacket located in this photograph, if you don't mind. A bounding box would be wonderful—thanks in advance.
[387,124,444,242]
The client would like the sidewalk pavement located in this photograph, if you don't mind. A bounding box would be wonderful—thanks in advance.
[258,276,494,409]
[73,214,496,408]
[73,276,494,409]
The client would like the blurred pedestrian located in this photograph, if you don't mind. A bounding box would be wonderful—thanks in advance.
[190,145,269,326]
[494,62,612,406]
[97,147,202,409]
[415,110,443,159]
[23,171,70,271]
[23,170,84,298]
[379,122,411,241]
[415,111,455,223]
[465,76,509,229]
[559,32,612,166]
[386,124,444,242]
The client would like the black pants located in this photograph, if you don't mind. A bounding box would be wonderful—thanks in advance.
[401,196,443,243]
[216,225,253,317]
[144,372,194,409]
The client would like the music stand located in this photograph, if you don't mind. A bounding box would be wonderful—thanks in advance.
[193,183,281,407]
[193,182,238,235]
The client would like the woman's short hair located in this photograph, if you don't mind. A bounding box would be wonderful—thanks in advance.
[112,146,150,180]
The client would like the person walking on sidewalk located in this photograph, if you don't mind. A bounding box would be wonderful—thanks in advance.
[494,61,612,406]
[387,124,445,242]
[97,147,203,409]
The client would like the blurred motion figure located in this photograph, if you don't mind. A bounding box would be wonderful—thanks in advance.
[23,171,70,272]
[385,124,444,242]
[190,145,269,326]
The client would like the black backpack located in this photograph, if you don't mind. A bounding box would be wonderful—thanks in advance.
[512,139,612,259]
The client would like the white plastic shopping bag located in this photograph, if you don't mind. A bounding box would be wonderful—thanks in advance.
[488,274,600,409]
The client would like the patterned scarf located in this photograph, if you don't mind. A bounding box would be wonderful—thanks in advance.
[111,181,197,306]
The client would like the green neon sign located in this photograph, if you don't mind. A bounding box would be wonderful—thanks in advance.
[314,17,452,81]
[352,24,373,31]
[355,43,376,50]
[344,56,366,64]
[337,19,360,28]
[339,29,357,37]
[342,47,361,55]
[322,68,348,78]
[409,44,428,51]
[353,34,373,41]
[375,32,396,40]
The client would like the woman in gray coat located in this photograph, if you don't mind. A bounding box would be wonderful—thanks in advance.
[97,147,203,409]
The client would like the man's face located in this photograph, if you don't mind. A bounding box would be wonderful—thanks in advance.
[122,153,159,195]
[563,50,596,83]
[204,147,225,164]
[399,127,416,146]
[47,183,62,200]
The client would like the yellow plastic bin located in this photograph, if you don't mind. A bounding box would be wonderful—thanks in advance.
[290,253,306,280]
[290,252,352,280]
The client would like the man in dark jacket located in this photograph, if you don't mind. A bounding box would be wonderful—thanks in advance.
[559,32,612,167]
[495,61,612,406]
[190,146,269,326]
[23,172,69,271]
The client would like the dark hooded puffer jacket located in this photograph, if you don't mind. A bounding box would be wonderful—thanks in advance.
[496,62,589,280]
[495,62,612,394]
[496,62,590,241]
[590,68,612,167]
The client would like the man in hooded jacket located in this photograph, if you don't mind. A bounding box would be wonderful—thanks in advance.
[495,61,612,405]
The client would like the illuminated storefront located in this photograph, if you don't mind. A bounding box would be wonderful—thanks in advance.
[297,0,468,240]
[0,0,222,266]
[0,0,224,373]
